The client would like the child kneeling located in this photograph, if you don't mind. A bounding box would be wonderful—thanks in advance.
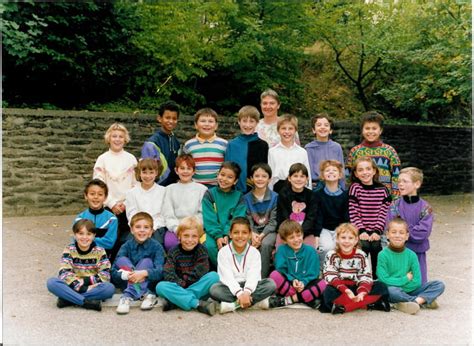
[321,223,390,314]
[377,218,445,315]
[269,220,327,309]
[112,212,165,314]
[156,216,220,316]
[209,217,276,314]
[46,219,115,311]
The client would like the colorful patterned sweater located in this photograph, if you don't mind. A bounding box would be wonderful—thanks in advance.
[183,134,228,186]
[349,182,391,234]
[163,244,210,288]
[58,241,111,293]
[323,248,372,294]
[386,195,433,253]
[74,208,117,250]
[346,140,401,198]
[244,187,278,236]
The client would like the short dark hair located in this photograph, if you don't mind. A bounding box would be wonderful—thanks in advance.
[72,219,96,234]
[219,161,241,182]
[84,179,108,197]
[230,217,251,233]
[360,111,384,129]
[250,163,272,178]
[278,220,302,241]
[288,163,308,178]
[311,112,334,130]
[159,101,180,117]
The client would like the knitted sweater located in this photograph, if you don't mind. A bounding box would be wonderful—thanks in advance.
[125,183,166,230]
[305,139,345,188]
[244,188,278,236]
[277,184,318,237]
[162,181,208,232]
[268,142,312,190]
[323,248,372,294]
[377,246,422,293]
[314,188,349,233]
[58,241,111,293]
[141,129,180,186]
[225,133,269,192]
[93,149,137,208]
[386,195,433,253]
[217,242,262,296]
[274,244,319,286]
[163,244,210,288]
[74,208,117,250]
[349,182,391,234]
[346,140,401,198]
[183,134,228,186]
[112,238,165,282]
[202,186,247,240]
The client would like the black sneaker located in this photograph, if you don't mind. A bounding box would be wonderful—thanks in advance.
[269,296,287,308]
[196,300,217,316]
[82,299,102,312]
[305,298,321,310]
[162,299,178,312]
[331,304,345,314]
[367,299,391,312]
[57,298,75,308]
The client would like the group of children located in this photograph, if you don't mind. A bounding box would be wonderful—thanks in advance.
[47,90,444,316]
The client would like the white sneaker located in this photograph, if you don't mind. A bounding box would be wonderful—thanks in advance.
[141,294,157,310]
[394,302,420,315]
[219,301,237,314]
[251,297,270,310]
[116,297,132,315]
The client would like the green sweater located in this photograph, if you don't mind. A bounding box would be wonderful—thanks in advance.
[377,246,421,292]
[202,186,247,240]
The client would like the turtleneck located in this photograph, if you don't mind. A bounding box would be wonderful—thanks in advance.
[388,243,405,253]
[75,241,96,255]
[403,195,420,204]
[361,140,382,148]
[88,207,105,215]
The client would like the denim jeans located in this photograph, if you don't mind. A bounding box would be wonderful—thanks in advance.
[387,280,445,305]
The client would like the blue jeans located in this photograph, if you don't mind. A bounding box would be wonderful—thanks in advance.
[46,277,115,306]
[114,257,155,299]
[156,272,220,311]
[387,280,445,305]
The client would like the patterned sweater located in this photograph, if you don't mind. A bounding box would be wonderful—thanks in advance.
[244,188,278,236]
[183,134,227,186]
[58,241,111,293]
[323,248,372,294]
[346,140,401,198]
[349,182,391,234]
[163,244,210,288]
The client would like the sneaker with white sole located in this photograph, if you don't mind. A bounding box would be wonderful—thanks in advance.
[219,301,238,314]
[116,297,132,315]
[251,297,270,310]
[394,302,420,315]
[140,294,157,310]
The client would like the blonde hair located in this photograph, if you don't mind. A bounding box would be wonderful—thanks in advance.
[335,223,359,254]
[135,158,163,181]
[130,212,153,229]
[104,123,130,145]
[319,160,344,180]
[176,216,204,238]
[238,105,260,122]
[387,217,409,232]
[277,113,298,131]
[400,167,424,185]
[260,88,280,104]
[278,220,303,241]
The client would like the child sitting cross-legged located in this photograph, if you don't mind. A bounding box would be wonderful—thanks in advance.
[209,217,276,314]
[377,218,445,315]
[268,220,327,309]
[46,219,115,311]
[156,216,220,316]
[112,212,165,314]
[321,223,390,314]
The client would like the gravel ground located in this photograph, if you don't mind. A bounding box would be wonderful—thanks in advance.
[2,194,472,345]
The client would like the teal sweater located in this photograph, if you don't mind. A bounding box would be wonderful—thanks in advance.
[202,186,247,240]
[377,246,421,292]
[274,243,319,286]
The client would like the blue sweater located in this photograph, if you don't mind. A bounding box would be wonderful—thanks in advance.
[244,188,278,236]
[112,238,165,282]
[74,208,118,250]
[274,243,319,286]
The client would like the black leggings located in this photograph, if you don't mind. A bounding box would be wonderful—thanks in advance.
[360,240,382,279]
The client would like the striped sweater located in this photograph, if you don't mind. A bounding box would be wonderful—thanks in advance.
[163,244,210,288]
[58,241,111,292]
[349,182,391,234]
[323,248,372,294]
[183,134,228,186]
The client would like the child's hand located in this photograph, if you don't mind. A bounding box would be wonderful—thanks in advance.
[216,237,228,250]
[407,272,413,281]
[129,270,148,283]
[237,292,252,309]
[369,233,380,241]
[112,203,125,215]
[292,280,304,293]
[87,284,99,292]
[359,232,369,241]
[118,269,131,281]
[345,289,356,300]
[251,233,261,248]
[354,292,367,302]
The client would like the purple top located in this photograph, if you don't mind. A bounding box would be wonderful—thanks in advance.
[386,196,433,253]
[305,139,345,188]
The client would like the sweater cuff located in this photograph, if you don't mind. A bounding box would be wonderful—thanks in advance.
[337,284,349,294]
[357,283,371,294]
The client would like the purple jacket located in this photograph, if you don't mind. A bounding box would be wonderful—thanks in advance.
[305,139,345,188]
[386,196,433,253]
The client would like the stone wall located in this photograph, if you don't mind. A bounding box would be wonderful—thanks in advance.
[2,108,472,216]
